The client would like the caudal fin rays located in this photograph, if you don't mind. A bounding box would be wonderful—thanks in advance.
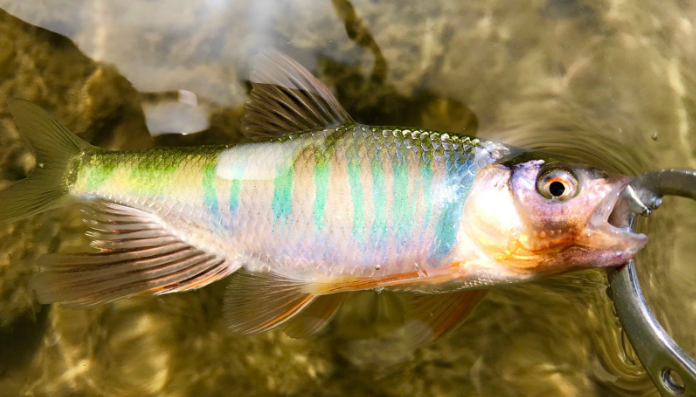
[0,99,94,223]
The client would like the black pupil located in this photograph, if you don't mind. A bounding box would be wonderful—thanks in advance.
[549,181,566,196]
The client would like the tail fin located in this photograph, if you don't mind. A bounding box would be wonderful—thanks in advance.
[0,99,92,223]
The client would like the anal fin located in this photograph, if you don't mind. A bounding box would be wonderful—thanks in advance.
[402,290,487,348]
[282,294,345,338]
[224,270,317,334]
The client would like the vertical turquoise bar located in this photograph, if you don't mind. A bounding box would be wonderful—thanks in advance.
[420,157,433,229]
[202,163,220,221]
[313,157,330,230]
[347,154,364,239]
[229,180,241,212]
[370,152,387,242]
[272,163,294,225]
[228,161,247,211]
[392,151,413,239]
[431,153,471,257]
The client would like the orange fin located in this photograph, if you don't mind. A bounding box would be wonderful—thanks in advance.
[315,263,464,294]
[31,201,232,305]
[402,290,487,347]
[243,50,353,140]
[224,270,316,334]
[282,293,345,338]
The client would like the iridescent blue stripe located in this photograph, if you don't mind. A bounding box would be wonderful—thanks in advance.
[272,164,294,226]
[202,165,220,223]
[313,157,330,230]
[227,162,247,215]
[347,154,365,239]
[229,180,241,213]
[393,150,413,239]
[370,151,387,243]
[420,156,433,229]
[431,152,473,257]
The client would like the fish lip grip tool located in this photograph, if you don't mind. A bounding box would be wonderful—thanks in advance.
[609,169,696,396]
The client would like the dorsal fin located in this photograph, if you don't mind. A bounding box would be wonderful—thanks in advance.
[243,50,353,140]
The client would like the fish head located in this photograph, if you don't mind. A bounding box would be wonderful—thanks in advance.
[462,159,647,277]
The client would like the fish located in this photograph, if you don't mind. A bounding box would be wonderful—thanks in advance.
[0,51,647,346]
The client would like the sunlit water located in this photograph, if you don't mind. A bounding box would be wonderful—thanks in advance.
[0,1,695,396]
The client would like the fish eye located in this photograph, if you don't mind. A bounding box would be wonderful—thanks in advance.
[536,167,578,201]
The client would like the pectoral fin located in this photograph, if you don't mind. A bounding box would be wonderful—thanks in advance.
[32,200,233,305]
[402,290,487,347]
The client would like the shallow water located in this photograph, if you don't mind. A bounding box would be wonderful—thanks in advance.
[0,1,695,396]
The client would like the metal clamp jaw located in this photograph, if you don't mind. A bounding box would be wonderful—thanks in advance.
[609,169,696,396]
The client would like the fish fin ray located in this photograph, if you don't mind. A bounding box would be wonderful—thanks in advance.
[314,263,463,294]
[401,290,487,348]
[224,269,317,334]
[282,293,345,338]
[31,200,232,305]
[243,50,353,140]
[0,99,95,223]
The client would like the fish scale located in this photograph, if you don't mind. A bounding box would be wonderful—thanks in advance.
[69,124,495,279]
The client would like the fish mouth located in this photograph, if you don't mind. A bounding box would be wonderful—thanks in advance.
[582,176,648,254]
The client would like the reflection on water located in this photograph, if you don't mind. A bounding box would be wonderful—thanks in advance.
[0,0,695,396]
